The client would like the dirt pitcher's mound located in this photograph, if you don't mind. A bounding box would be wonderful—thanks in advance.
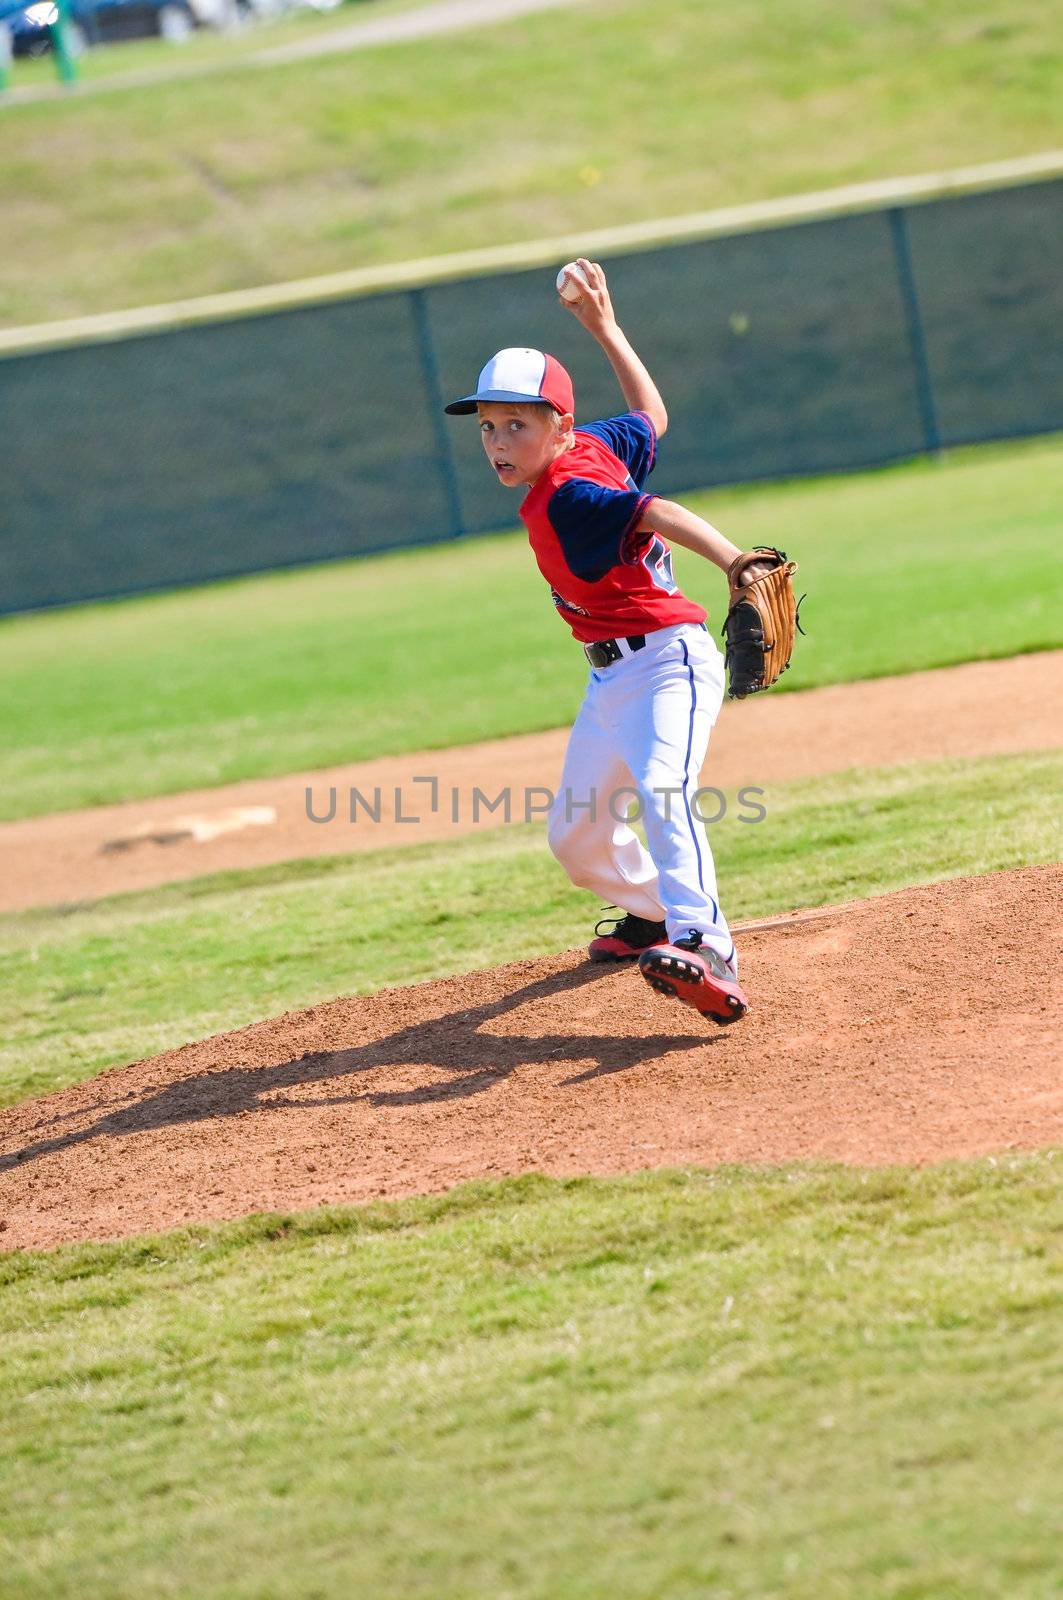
[2,865,1060,1252]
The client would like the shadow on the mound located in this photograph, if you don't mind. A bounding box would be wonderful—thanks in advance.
[2,962,713,1172]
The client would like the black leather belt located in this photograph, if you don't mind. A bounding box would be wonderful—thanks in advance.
[583,634,647,669]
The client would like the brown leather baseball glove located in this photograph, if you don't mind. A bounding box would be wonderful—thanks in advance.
[721,547,801,699]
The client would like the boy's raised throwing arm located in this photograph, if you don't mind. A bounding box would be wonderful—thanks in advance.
[561,258,768,582]
[561,256,800,696]
[559,258,668,436]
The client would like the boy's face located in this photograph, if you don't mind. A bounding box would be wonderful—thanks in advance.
[477,402,573,488]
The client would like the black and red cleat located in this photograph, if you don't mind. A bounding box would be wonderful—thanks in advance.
[588,912,667,963]
[638,935,749,1025]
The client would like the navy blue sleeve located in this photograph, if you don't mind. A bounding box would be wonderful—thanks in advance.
[577,411,657,488]
[546,478,655,583]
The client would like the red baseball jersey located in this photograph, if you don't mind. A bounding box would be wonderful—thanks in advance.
[518,411,707,644]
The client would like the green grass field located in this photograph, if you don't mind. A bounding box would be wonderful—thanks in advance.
[3,1160,1061,1599]
[4,0,1062,1587]
[2,436,1061,824]
[2,435,1061,1597]
[2,0,1061,326]
[3,749,1060,1109]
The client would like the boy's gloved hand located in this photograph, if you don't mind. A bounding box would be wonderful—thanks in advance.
[722,547,803,698]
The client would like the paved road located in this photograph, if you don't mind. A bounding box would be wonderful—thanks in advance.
[258,0,581,64]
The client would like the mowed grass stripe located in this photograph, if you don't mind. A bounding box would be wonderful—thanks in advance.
[2,747,1060,1109]
[2,1159,1061,1598]
[2,436,1061,823]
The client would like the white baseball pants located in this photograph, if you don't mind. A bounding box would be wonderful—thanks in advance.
[547,621,736,968]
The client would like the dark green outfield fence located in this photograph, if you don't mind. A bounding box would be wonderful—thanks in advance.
[2,176,1061,614]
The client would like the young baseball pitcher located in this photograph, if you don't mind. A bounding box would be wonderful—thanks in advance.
[445,259,798,1024]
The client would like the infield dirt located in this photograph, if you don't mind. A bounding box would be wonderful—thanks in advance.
[3,650,1060,913]
[2,863,1059,1252]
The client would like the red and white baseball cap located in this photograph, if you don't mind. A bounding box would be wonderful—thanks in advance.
[445,348,575,416]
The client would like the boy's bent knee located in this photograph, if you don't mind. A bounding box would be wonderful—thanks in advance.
[547,810,577,863]
[547,804,600,865]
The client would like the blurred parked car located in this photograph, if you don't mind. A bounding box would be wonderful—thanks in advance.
[2,0,239,55]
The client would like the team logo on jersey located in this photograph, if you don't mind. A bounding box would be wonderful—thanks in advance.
[641,535,677,594]
[550,588,590,617]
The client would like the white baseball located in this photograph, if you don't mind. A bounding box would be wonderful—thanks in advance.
[556,262,590,302]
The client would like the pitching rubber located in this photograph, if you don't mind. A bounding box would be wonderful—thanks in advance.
[637,944,749,1025]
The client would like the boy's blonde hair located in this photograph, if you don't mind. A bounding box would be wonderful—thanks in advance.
[477,400,570,430]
